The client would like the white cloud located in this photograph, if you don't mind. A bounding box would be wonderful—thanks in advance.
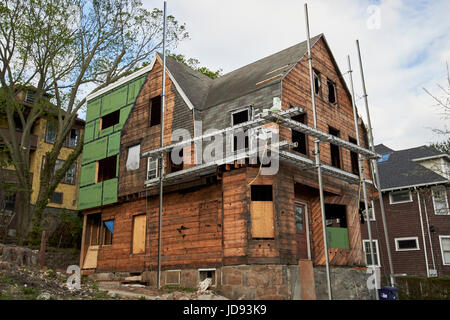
[143,0,450,150]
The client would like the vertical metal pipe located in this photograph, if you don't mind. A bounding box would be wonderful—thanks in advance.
[157,0,167,290]
[423,197,436,271]
[356,39,395,287]
[347,55,377,299]
[304,3,332,300]
[416,190,430,277]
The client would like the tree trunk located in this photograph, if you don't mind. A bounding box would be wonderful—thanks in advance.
[15,191,32,245]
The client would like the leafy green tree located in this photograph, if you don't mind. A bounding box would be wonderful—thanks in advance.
[169,53,222,79]
[0,0,188,243]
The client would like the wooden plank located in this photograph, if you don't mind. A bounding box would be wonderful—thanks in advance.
[250,201,274,238]
[83,245,99,269]
[132,215,146,254]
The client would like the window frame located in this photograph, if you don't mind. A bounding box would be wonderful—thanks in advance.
[45,120,58,144]
[147,157,159,180]
[395,236,420,252]
[230,106,252,152]
[432,186,449,215]
[326,78,337,105]
[362,239,380,267]
[313,69,321,95]
[149,95,162,127]
[389,190,413,205]
[102,219,114,246]
[439,235,450,266]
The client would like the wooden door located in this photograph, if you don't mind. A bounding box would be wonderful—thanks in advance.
[295,202,309,259]
[82,213,101,269]
[132,215,146,254]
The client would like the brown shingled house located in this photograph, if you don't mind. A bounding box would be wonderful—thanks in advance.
[78,34,378,299]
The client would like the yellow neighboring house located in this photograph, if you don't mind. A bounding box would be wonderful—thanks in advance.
[0,88,84,238]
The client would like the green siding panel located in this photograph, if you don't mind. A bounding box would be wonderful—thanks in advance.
[86,99,101,123]
[84,121,95,143]
[98,125,113,138]
[101,86,128,116]
[79,162,97,187]
[102,178,118,205]
[107,131,121,156]
[119,105,132,125]
[78,183,102,210]
[326,227,350,249]
[127,76,146,104]
[82,137,107,164]
[94,119,101,139]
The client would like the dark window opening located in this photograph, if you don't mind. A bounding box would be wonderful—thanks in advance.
[149,96,162,127]
[314,70,321,95]
[14,115,24,131]
[101,110,120,130]
[233,132,249,152]
[327,79,336,104]
[199,270,216,286]
[325,204,347,228]
[50,192,63,204]
[3,193,16,211]
[67,128,80,148]
[251,185,273,201]
[397,239,418,250]
[329,127,341,168]
[292,114,307,155]
[232,109,249,125]
[349,137,359,175]
[97,155,117,182]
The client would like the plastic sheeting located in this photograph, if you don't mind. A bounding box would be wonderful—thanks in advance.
[126,144,140,171]
[104,220,114,234]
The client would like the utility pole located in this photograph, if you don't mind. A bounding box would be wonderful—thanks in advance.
[304,3,332,300]
[356,39,395,287]
[157,0,167,290]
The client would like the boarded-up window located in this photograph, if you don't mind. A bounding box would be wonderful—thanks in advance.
[250,185,274,239]
[132,215,146,254]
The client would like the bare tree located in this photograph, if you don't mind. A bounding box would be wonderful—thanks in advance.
[0,0,188,243]
[423,62,449,154]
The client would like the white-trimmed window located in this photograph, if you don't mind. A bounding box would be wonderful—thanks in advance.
[363,239,380,267]
[389,190,412,204]
[146,157,159,180]
[439,236,450,265]
[395,237,420,251]
[432,186,449,215]
[363,207,376,222]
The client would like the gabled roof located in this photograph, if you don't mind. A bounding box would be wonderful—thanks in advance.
[159,34,323,111]
[375,144,448,191]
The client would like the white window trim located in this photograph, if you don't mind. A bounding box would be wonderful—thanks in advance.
[432,186,449,216]
[146,157,159,180]
[439,235,450,266]
[363,207,376,222]
[389,190,413,204]
[362,239,381,267]
[198,268,217,287]
[395,236,420,251]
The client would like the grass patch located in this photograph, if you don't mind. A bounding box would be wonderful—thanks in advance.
[163,285,197,293]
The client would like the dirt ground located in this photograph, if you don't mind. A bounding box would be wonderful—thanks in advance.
[0,265,227,300]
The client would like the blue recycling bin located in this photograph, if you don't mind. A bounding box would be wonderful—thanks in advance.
[378,286,398,300]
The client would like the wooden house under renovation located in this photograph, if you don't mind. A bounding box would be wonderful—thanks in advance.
[77,34,379,299]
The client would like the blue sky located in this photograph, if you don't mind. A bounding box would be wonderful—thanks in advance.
[141,0,450,150]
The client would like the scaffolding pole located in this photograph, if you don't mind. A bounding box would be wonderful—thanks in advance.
[157,0,167,290]
[347,55,378,300]
[304,3,332,300]
[356,39,395,287]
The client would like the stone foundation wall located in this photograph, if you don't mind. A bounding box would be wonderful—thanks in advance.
[314,266,371,300]
[0,244,40,269]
